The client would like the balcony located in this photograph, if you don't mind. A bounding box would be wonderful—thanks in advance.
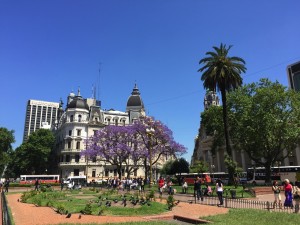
[61,148,82,153]
[59,161,87,166]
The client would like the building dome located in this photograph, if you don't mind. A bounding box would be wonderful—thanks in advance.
[126,84,144,108]
[67,89,89,110]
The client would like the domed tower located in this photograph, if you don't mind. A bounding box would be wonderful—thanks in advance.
[204,91,220,110]
[126,84,145,123]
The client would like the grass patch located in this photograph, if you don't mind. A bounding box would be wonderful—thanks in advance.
[21,189,169,216]
[202,208,300,225]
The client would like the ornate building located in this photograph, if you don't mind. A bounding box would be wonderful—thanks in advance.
[191,91,251,172]
[53,84,148,181]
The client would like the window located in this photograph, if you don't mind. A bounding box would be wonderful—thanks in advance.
[74,169,79,176]
[68,141,71,149]
[78,114,82,122]
[134,168,137,177]
[66,155,70,162]
[93,130,97,135]
[70,115,74,122]
[105,170,109,177]
[92,170,96,177]
[77,129,81,136]
[75,155,80,163]
[68,130,72,136]
[92,157,96,163]
[76,141,80,150]
[115,119,118,126]
[107,118,110,125]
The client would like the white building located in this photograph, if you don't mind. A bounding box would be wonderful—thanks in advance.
[23,99,59,142]
[54,84,147,181]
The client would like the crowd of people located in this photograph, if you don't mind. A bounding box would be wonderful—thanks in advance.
[272,179,300,213]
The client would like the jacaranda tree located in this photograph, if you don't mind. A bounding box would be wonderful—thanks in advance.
[82,116,187,180]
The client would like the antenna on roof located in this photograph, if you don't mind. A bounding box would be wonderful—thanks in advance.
[97,62,102,100]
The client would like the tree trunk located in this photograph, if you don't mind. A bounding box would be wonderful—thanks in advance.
[264,163,272,184]
[220,88,234,185]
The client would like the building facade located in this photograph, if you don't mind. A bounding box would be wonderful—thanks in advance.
[191,91,252,172]
[287,61,300,92]
[192,87,300,172]
[23,99,60,142]
[53,84,151,181]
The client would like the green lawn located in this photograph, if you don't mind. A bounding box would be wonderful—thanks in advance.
[20,189,168,216]
[202,208,300,225]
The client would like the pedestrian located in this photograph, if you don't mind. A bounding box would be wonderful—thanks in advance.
[283,179,293,208]
[272,181,282,208]
[194,177,202,201]
[158,176,165,196]
[216,179,223,206]
[167,179,173,195]
[60,179,64,191]
[293,181,300,213]
[182,180,188,194]
[34,178,39,191]
[4,179,10,193]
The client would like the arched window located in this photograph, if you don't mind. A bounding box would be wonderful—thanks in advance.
[70,115,74,122]
[76,141,80,150]
[78,114,82,122]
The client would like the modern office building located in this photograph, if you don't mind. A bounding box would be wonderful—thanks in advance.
[23,99,60,142]
[287,61,300,91]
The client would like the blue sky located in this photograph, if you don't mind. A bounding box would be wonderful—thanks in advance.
[1,0,300,162]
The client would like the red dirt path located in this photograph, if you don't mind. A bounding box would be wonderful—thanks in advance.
[7,193,228,225]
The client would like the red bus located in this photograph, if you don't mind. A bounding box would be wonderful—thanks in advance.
[20,175,60,184]
[176,172,212,185]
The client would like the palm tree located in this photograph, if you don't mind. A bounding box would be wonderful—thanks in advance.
[198,43,246,183]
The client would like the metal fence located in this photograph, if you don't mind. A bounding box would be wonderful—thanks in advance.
[189,195,295,214]
[1,192,12,225]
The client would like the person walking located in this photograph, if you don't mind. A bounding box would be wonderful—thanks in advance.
[293,181,300,213]
[194,177,202,201]
[272,181,282,208]
[34,178,39,191]
[216,179,223,206]
[4,179,10,193]
[158,176,165,196]
[283,179,293,208]
[60,179,64,191]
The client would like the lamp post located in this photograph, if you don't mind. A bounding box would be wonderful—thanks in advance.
[146,127,155,187]
[211,164,215,184]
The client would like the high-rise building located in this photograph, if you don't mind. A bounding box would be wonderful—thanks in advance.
[287,61,300,91]
[23,99,60,142]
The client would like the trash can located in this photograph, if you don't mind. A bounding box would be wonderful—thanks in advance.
[230,189,237,199]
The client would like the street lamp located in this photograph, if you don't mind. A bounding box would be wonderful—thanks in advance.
[211,164,215,183]
[146,127,155,187]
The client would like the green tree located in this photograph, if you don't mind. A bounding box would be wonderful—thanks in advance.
[229,79,300,182]
[198,43,246,184]
[10,129,55,175]
[190,160,209,173]
[0,127,15,177]
[202,78,300,183]
[160,160,174,176]
[171,158,190,175]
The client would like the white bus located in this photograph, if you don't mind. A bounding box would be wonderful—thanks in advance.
[20,175,60,184]
[247,166,300,185]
